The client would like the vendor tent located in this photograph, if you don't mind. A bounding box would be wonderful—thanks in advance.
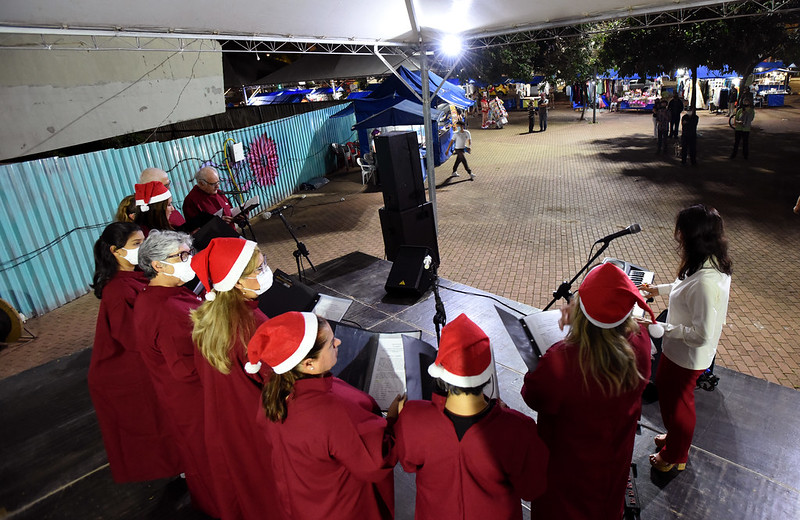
[350,100,449,166]
[368,66,474,109]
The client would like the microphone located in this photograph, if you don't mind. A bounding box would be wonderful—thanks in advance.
[261,205,291,220]
[595,223,642,244]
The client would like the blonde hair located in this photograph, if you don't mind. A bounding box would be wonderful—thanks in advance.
[565,294,644,396]
[191,249,261,374]
[114,195,136,223]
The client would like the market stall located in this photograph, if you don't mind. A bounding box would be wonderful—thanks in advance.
[752,61,790,107]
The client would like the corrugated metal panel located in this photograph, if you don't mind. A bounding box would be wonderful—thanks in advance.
[0,104,356,318]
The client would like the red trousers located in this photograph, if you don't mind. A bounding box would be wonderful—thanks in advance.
[656,354,705,463]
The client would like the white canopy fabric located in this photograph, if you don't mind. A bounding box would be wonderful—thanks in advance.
[0,0,728,45]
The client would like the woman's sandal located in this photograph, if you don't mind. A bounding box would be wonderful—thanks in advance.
[649,452,686,472]
[654,433,667,451]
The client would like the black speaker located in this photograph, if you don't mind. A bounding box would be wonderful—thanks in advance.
[385,246,434,296]
[257,270,319,318]
[379,202,439,265]
[375,131,426,211]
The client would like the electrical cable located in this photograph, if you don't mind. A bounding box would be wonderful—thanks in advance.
[437,284,531,316]
[0,222,108,273]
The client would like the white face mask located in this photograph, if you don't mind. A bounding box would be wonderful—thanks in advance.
[121,247,139,266]
[162,258,195,283]
[253,266,273,295]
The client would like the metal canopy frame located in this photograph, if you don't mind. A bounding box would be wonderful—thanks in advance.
[1,0,797,54]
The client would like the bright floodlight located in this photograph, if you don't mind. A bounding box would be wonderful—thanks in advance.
[441,34,463,56]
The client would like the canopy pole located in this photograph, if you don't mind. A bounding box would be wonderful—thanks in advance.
[374,45,424,104]
[420,43,438,233]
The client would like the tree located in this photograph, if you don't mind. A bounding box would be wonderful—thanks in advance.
[455,45,538,84]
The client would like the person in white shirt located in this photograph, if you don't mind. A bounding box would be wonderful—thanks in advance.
[447,121,474,180]
[640,204,732,472]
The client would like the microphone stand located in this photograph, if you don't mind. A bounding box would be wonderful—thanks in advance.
[275,210,316,282]
[543,240,612,311]
[429,263,447,345]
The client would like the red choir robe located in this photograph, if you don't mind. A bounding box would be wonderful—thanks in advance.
[182,185,234,228]
[169,209,186,228]
[88,270,182,482]
[394,398,549,519]
[195,302,280,520]
[267,375,395,520]
[134,284,220,518]
[521,323,652,520]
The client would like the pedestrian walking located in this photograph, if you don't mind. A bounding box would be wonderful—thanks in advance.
[447,121,474,180]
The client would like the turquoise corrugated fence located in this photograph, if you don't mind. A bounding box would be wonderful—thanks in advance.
[0,104,357,317]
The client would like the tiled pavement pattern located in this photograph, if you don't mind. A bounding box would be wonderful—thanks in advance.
[3,102,799,389]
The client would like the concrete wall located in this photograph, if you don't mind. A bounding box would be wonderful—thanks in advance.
[0,35,224,161]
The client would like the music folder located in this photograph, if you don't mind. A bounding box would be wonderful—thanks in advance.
[495,306,568,372]
[329,322,437,410]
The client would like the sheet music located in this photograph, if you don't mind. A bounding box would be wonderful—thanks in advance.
[368,333,407,410]
[213,208,224,217]
[312,294,352,323]
[521,310,569,356]
[231,195,260,218]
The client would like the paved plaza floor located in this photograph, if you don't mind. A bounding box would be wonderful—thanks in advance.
[2,100,799,390]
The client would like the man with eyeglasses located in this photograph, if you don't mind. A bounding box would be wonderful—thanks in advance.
[182,166,235,229]
[139,167,187,228]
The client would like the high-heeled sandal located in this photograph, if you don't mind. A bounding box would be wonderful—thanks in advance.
[654,433,667,451]
[649,452,686,472]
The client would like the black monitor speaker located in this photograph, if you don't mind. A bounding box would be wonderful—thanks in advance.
[385,246,434,296]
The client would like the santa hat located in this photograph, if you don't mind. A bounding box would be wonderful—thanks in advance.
[190,237,256,301]
[428,314,493,388]
[134,181,171,212]
[578,263,664,338]
[245,312,318,374]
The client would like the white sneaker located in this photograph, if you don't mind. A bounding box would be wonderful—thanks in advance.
[452,172,459,177]
[469,172,475,180]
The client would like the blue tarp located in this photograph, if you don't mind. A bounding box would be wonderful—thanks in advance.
[248,90,307,105]
[756,60,785,70]
[695,66,739,78]
[351,100,442,130]
[368,66,474,109]
[530,75,545,84]
[346,91,372,99]
[347,100,449,166]
[600,70,642,80]
[330,95,403,120]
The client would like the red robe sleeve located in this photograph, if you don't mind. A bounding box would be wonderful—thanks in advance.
[328,381,395,483]
[521,342,570,414]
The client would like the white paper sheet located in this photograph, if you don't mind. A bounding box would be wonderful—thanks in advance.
[368,333,406,410]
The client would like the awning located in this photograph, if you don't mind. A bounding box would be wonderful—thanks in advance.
[351,99,442,130]
[368,66,474,108]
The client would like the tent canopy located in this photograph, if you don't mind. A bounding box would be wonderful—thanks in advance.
[368,66,473,108]
[330,95,404,119]
[351,99,442,130]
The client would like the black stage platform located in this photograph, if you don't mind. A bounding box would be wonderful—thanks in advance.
[2,252,798,519]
